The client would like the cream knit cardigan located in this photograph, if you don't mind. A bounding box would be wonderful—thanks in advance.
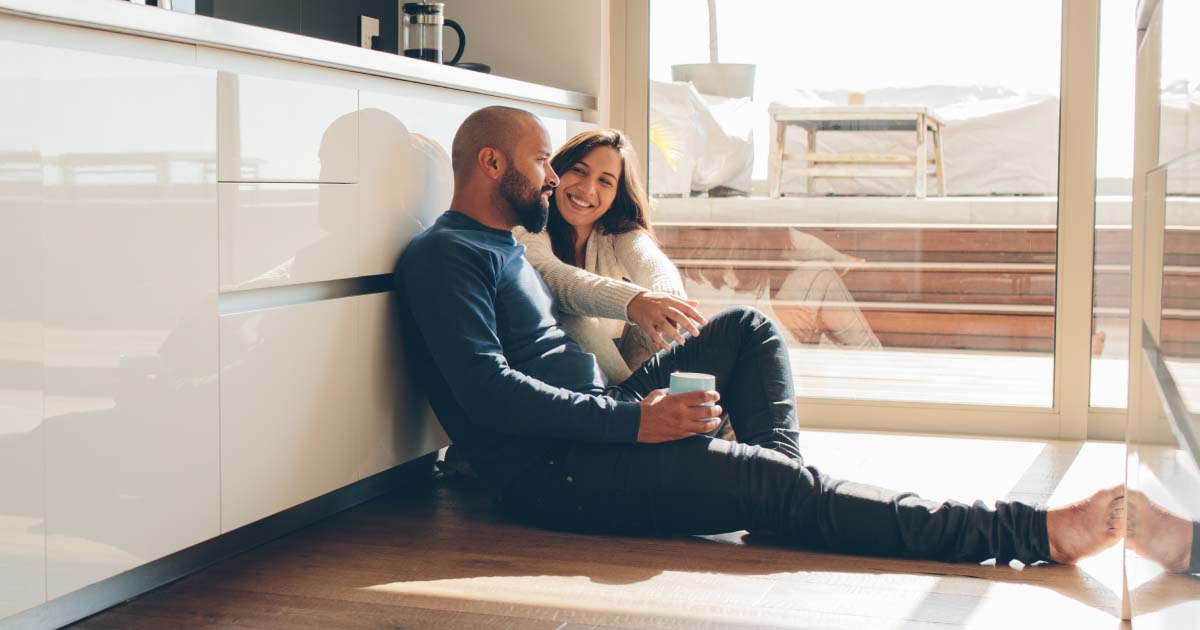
[514,225,687,382]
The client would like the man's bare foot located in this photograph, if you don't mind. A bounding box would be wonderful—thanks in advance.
[1047,485,1125,565]
[1126,490,1194,572]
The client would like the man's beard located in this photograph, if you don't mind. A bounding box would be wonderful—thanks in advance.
[499,166,550,233]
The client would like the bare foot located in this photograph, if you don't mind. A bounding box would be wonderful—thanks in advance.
[1092,330,1107,357]
[1126,490,1194,572]
[1047,485,1125,565]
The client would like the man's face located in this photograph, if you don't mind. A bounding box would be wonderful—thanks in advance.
[498,122,559,232]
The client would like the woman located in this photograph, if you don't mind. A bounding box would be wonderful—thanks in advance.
[514,129,700,382]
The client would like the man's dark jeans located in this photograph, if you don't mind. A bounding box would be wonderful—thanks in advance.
[498,307,1051,564]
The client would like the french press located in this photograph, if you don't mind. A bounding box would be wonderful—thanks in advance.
[401,2,465,65]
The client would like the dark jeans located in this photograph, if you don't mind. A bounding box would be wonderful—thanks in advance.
[499,307,1051,564]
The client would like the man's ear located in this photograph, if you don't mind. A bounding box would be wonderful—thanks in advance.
[477,147,505,181]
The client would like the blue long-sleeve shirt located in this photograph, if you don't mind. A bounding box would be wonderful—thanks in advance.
[395,211,642,487]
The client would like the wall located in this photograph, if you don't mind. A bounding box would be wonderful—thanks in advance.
[194,0,606,101]
[429,0,605,97]
[197,0,400,54]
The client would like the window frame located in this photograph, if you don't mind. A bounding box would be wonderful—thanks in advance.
[620,0,1117,440]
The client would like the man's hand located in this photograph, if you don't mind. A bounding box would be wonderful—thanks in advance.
[627,291,707,350]
[637,388,723,443]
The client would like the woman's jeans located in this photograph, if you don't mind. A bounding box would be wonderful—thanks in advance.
[499,307,1051,564]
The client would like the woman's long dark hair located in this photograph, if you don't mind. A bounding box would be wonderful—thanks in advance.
[547,129,653,266]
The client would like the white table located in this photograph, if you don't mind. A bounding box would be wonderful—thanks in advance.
[768,105,946,198]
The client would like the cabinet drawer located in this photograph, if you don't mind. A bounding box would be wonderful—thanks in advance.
[218,72,357,183]
[219,295,365,531]
[219,183,362,291]
[219,292,445,532]
[356,293,447,479]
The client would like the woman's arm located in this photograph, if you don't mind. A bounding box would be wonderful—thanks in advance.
[517,227,643,321]
[613,229,688,298]
[612,230,706,353]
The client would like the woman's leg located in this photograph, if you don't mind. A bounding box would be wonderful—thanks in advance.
[560,313,634,383]
[616,320,660,373]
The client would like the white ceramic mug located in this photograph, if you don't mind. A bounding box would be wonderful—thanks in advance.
[669,371,716,406]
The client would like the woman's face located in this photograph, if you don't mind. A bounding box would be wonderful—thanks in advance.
[554,145,622,232]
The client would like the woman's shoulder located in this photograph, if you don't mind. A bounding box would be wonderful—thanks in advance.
[512,226,550,245]
[608,227,661,256]
[607,226,654,245]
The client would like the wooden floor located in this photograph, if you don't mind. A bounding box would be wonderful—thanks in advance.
[68,431,1158,630]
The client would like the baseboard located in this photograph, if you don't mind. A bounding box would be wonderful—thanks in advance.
[2,451,438,630]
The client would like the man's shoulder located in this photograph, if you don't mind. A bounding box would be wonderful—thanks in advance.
[400,220,511,277]
[407,219,482,255]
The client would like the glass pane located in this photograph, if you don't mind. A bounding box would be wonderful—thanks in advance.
[1126,152,1200,625]
[1090,0,1138,409]
[1161,154,1200,413]
[1157,0,1200,166]
[648,0,1060,406]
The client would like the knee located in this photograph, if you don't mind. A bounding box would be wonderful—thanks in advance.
[713,305,767,326]
[710,306,779,339]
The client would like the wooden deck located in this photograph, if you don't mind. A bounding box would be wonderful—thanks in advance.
[656,223,1200,355]
[67,430,1165,630]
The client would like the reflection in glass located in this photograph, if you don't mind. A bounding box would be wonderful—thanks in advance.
[1159,153,1200,418]
[1157,0,1200,166]
[648,0,1061,406]
[1127,151,1200,626]
[1128,491,1199,575]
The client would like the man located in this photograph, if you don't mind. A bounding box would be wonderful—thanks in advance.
[395,105,1122,565]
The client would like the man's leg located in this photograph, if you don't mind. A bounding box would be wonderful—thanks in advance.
[499,436,1055,565]
[614,306,802,461]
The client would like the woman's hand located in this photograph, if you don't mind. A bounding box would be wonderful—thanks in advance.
[626,291,707,350]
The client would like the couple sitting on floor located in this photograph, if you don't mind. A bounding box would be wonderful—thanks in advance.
[396,105,1193,572]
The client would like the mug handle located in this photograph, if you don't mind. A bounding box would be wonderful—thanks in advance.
[444,19,465,66]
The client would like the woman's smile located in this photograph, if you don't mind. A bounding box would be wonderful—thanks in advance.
[563,191,596,211]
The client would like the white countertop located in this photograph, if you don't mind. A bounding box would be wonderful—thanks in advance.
[0,0,596,111]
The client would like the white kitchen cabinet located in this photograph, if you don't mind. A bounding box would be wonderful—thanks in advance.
[219,295,367,532]
[217,71,358,183]
[219,183,362,291]
[354,292,446,480]
[0,41,46,619]
[354,88,581,276]
[355,93,460,275]
[219,291,447,532]
[0,2,595,622]
[36,42,220,599]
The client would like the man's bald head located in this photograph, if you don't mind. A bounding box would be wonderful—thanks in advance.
[451,106,541,183]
